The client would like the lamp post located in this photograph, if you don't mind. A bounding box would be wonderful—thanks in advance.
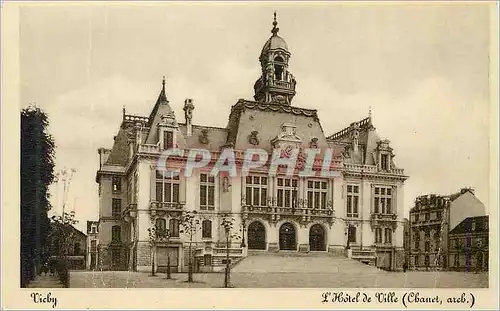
[240,218,246,248]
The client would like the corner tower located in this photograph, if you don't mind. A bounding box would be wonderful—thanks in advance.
[254,12,296,105]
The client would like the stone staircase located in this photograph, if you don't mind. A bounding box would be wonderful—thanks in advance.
[350,248,377,266]
[232,251,383,274]
[27,274,64,288]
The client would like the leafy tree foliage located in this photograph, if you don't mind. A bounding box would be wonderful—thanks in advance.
[20,106,55,287]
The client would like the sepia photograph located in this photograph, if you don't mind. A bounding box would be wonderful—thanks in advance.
[2,1,499,309]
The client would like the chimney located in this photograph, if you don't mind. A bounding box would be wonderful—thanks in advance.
[183,98,195,137]
[98,148,111,168]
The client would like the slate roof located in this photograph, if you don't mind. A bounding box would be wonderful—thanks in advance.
[449,216,489,235]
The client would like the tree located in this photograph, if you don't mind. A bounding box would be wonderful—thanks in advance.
[179,211,200,283]
[148,223,171,277]
[20,106,55,287]
[221,213,242,288]
[48,211,79,258]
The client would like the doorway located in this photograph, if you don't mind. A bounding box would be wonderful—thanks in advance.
[309,224,326,251]
[279,223,296,250]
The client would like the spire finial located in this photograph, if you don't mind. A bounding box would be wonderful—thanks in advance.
[369,106,372,119]
[159,76,168,103]
[271,11,279,36]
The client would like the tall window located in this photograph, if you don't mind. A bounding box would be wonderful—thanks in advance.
[156,171,180,203]
[245,176,268,206]
[374,186,392,214]
[112,199,121,217]
[424,255,430,266]
[277,177,298,208]
[346,185,359,218]
[425,241,430,252]
[348,226,356,243]
[164,131,174,149]
[381,154,389,170]
[127,177,133,204]
[111,225,121,242]
[112,176,121,192]
[384,228,392,244]
[169,219,179,237]
[156,218,166,236]
[307,180,327,209]
[90,240,97,252]
[202,220,212,238]
[200,174,215,210]
[375,228,383,243]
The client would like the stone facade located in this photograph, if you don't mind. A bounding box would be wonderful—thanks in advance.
[408,188,486,271]
[95,15,408,272]
[86,221,99,270]
[448,216,489,272]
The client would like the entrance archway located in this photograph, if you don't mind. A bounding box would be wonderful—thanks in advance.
[279,223,296,250]
[247,221,266,250]
[309,224,326,251]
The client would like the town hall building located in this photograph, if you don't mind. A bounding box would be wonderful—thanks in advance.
[95,14,409,273]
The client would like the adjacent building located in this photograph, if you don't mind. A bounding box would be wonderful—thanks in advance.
[403,218,410,266]
[95,15,409,272]
[448,216,489,272]
[408,188,486,270]
[49,222,87,270]
[86,221,99,270]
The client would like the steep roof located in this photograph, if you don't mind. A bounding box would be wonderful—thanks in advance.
[449,216,489,235]
[224,100,328,152]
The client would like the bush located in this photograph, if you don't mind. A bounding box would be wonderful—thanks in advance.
[53,258,70,287]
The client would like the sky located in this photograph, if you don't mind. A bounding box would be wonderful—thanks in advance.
[19,3,492,233]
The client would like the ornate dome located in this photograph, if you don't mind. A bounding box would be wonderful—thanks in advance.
[261,35,289,54]
[260,12,289,57]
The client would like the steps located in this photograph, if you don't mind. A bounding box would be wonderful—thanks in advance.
[232,252,383,274]
[27,274,65,288]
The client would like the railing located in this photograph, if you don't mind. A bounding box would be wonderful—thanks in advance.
[370,213,397,221]
[150,201,185,211]
[243,205,334,217]
[269,79,294,89]
[213,248,243,255]
[138,144,160,154]
[124,114,149,123]
[343,163,378,173]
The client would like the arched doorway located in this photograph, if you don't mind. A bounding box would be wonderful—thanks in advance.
[247,221,266,250]
[309,224,326,251]
[279,223,296,250]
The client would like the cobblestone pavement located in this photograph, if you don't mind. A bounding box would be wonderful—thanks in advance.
[70,270,488,288]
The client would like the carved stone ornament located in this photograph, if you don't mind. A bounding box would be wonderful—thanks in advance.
[222,176,230,192]
[309,137,319,149]
[342,145,350,158]
[275,95,286,105]
[199,129,209,145]
[248,130,260,146]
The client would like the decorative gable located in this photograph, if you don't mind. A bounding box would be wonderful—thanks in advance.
[271,123,302,149]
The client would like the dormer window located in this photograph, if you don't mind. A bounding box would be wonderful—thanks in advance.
[381,154,389,170]
[163,131,174,149]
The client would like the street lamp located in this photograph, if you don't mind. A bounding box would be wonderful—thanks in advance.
[240,218,246,248]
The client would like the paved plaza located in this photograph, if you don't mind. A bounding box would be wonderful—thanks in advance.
[69,270,488,288]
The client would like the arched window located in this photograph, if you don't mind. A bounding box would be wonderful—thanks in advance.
[202,220,212,238]
[169,219,179,237]
[156,218,167,236]
[274,56,284,63]
[111,225,121,242]
[274,64,283,80]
